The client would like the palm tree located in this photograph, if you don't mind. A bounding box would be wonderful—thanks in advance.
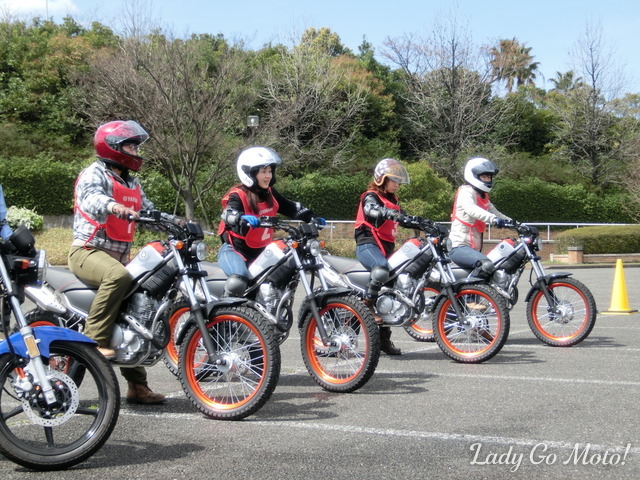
[490,38,540,92]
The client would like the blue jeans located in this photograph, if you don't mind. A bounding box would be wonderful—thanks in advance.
[217,243,250,278]
[449,245,489,270]
[356,243,389,272]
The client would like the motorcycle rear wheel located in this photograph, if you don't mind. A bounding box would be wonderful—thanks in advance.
[178,305,280,420]
[433,284,510,363]
[404,283,439,342]
[300,294,380,393]
[0,342,120,471]
[526,277,597,347]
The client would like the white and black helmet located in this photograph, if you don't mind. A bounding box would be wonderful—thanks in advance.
[464,157,500,193]
[236,146,282,188]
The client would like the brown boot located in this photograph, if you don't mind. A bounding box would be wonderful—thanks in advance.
[126,382,166,405]
[380,326,401,356]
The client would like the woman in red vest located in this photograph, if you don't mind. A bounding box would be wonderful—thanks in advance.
[449,157,511,274]
[218,146,322,296]
[68,120,166,405]
[354,158,410,355]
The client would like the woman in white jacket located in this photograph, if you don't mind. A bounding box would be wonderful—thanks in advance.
[449,157,511,273]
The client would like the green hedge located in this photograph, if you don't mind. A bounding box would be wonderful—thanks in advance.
[0,155,82,215]
[491,178,634,223]
[555,225,640,254]
[0,157,636,226]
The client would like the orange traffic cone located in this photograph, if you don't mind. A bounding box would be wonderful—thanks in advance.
[602,259,638,315]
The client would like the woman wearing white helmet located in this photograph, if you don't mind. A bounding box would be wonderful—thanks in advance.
[354,158,411,356]
[217,146,323,296]
[448,157,511,273]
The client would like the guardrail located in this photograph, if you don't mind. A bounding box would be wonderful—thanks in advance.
[321,220,639,243]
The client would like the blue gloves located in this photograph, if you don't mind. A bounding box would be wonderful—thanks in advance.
[493,218,506,228]
[313,217,326,227]
[241,215,260,228]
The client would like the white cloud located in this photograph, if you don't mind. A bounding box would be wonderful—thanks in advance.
[0,0,78,17]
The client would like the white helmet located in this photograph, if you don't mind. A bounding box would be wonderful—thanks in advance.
[373,158,410,186]
[236,146,282,188]
[464,157,499,193]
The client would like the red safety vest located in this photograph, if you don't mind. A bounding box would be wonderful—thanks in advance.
[76,176,142,244]
[451,187,490,249]
[217,187,279,249]
[355,190,400,257]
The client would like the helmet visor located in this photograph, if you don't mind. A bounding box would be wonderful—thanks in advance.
[105,121,149,149]
[383,163,410,184]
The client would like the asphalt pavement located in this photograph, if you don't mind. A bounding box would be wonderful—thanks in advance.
[2,264,640,479]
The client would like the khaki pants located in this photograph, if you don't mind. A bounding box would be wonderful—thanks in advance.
[68,246,147,385]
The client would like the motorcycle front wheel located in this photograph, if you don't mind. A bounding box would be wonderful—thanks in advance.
[300,294,380,393]
[404,283,440,342]
[0,342,120,471]
[24,310,86,386]
[433,284,510,363]
[526,277,597,347]
[178,305,280,420]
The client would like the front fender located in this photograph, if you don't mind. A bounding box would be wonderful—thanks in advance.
[524,272,573,303]
[296,287,353,328]
[0,326,96,358]
[174,297,249,346]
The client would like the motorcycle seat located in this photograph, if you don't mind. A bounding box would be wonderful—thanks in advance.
[322,254,367,274]
[46,266,98,293]
[201,261,227,281]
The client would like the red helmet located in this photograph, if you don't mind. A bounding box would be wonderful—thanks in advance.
[94,120,149,171]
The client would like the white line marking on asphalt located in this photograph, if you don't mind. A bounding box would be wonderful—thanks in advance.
[118,410,640,455]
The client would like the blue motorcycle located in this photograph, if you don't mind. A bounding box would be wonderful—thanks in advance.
[0,221,120,470]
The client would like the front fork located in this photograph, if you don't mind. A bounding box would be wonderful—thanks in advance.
[295,253,334,347]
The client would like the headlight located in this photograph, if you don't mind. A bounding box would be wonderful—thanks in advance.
[308,239,322,257]
[191,241,207,261]
[534,238,542,251]
[443,237,453,253]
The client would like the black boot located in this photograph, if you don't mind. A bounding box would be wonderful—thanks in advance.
[380,326,401,356]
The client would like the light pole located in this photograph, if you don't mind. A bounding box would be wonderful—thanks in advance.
[247,115,259,144]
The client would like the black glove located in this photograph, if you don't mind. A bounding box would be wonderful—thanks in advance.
[381,207,401,221]
[493,218,506,228]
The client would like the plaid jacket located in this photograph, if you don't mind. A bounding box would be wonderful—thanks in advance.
[72,160,154,259]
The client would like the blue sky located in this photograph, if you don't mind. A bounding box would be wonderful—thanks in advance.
[2,0,639,92]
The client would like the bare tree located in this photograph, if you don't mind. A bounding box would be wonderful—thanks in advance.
[383,12,508,183]
[257,36,371,175]
[550,21,638,187]
[73,31,256,222]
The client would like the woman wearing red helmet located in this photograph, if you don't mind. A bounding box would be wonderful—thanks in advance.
[67,120,166,405]
[354,158,410,355]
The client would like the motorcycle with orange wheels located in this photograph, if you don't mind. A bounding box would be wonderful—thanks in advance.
[23,211,280,420]
[0,225,120,470]
[164,217,380,393]
[450,220,597,346]
[319,215,511,363]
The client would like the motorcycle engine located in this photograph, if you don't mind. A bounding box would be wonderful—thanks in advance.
[111,292,162,363]
[492,269,512,292]
[376,274,416,326]
[257,282,282,316]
